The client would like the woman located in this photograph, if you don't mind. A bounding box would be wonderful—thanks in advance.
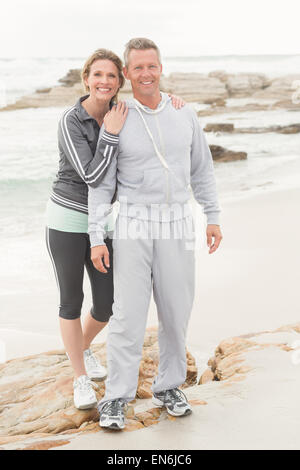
[46,48,184,410]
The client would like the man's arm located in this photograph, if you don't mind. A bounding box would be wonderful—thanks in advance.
[190,110,221,224]
[190,110,222,253]
[88,155,117,271]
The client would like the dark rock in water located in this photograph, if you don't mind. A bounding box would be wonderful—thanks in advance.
[58,69,82,87]
[203,98,227,106]
[237,124,300,134]
[210,145,247,162]
[36,88,52,94]
[205,123,300,134]
[276,124,300,134]
[205,123,234,132]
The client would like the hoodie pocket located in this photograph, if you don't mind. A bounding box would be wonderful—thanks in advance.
[139,168,168,204]
[117,168,167,204]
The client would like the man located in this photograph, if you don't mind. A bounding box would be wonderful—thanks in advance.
[88,38,222,430]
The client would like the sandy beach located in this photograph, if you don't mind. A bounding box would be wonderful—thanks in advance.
[188,185,300,356]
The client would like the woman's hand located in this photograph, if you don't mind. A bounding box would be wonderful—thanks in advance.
[91,245,110,273]
[104,101,128,135]
[169,94,186,109]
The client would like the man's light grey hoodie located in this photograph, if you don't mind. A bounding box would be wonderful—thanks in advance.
[88,93,221,246]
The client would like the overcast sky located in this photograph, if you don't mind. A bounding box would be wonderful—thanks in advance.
[0,0,299,58]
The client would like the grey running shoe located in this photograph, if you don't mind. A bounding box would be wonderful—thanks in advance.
[152,388,192,417]
[99,399,127,430]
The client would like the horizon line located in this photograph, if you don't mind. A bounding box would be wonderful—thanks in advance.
[0,53,300,60]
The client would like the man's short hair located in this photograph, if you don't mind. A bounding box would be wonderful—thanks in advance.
[124,38,161,67]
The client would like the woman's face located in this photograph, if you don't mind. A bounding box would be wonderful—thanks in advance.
[85,59,120,102]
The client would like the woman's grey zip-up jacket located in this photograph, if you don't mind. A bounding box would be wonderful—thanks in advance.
[88,93,221,246]
[51,95,119,214]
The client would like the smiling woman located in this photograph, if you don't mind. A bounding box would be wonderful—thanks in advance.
[81,50,125,126]
[45,48,129,411]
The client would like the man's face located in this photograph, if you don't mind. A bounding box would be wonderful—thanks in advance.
[123,48,162,97]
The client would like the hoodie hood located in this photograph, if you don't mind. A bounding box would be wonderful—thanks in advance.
[126,92,171,114]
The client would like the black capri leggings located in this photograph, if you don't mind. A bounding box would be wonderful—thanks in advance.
[46,227,113,322]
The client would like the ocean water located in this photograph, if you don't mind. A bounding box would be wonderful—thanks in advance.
[0,55,300,341]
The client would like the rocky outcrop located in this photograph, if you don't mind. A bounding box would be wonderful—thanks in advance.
[160,73,228,103]
[210,145,247,162]
[225,73,271,97]
[2,70,300,113]
[205,123,300,134]
[58,69,82,87]
[198,324,298,385]
[252,74,300,100]
[0,83,85,111]
[59,321,300,450]
[0,327,197,447]
[1,323,300,449]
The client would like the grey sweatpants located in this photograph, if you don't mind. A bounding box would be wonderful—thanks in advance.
[98,214,195,410]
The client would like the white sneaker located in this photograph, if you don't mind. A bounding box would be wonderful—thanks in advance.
[73,375,97,410]
[84,348,107,382]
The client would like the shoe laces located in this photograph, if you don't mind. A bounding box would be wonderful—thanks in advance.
[165,388,187,403]
[85,350,101,369]
[76,376,93,393]
[102,399,126,416]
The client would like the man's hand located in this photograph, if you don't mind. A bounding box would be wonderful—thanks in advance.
[91,245,110,273]
[207,224,223,254]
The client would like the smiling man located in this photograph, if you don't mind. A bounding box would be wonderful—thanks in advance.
[88,38,222,430]
[126,45,162,103]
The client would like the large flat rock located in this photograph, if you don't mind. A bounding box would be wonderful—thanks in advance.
[0,327,197,448]
[2,71,300,113]
[2,323,300,449]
